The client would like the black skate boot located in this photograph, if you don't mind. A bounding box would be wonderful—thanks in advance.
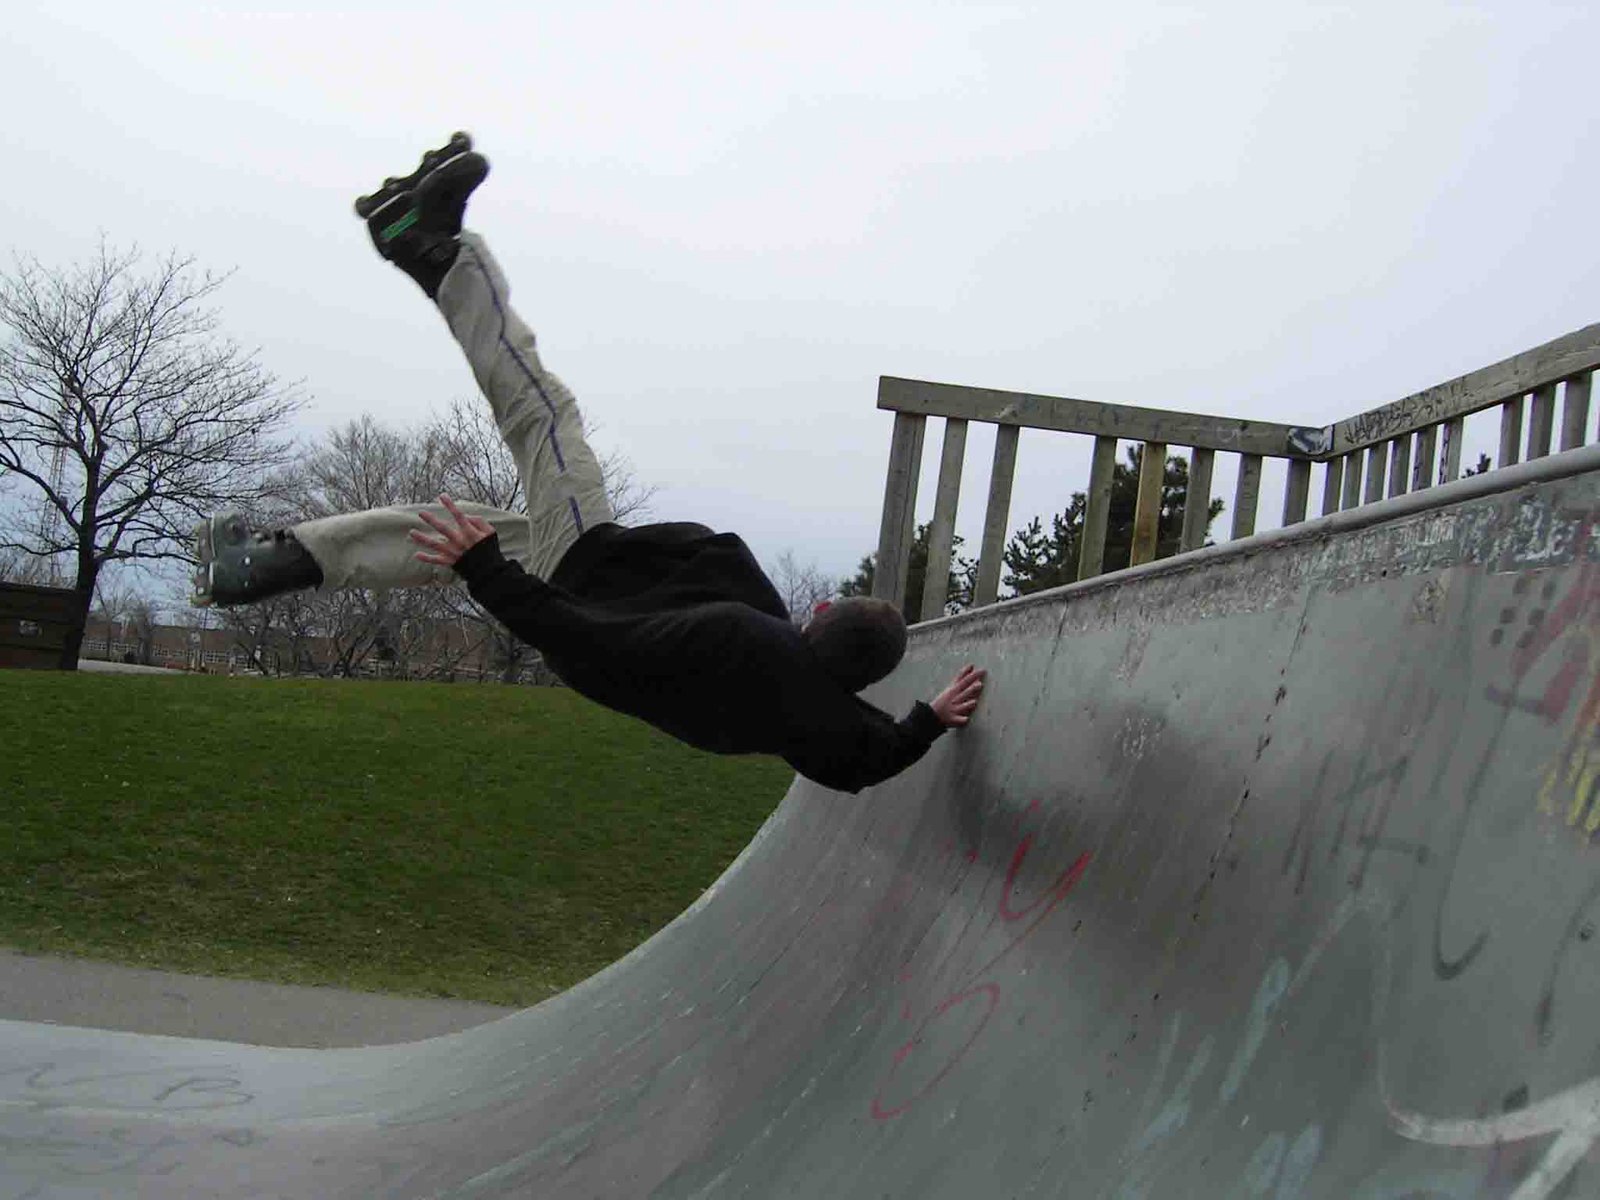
[191,514,324,608]
[355,132,490,299]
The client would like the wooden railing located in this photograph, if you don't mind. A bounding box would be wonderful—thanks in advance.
[871,323,1600,617]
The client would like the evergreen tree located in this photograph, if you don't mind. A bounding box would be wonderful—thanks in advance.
[1002,446,1224,596]
[843,447,1224,616]
[839,522,973,623]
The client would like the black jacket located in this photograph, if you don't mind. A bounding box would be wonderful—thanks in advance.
[453,522,944,793]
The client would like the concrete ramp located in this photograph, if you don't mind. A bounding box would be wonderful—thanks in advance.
[7,449,1600,1199]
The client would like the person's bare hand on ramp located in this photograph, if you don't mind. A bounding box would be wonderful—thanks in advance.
[931,665,987,727]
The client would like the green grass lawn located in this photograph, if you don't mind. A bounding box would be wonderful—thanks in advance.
[0,670,792,1006]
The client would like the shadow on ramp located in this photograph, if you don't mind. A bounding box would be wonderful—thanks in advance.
[8,448,1600,1198]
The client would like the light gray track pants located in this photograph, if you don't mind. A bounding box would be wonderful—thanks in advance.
[293,232,615,589]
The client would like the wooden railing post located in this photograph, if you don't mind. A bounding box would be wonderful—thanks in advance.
[1363,445,1387,504]
[1412,426,1438,491]
[1282,459,1311,526]
[872,412,926,610]
[920,418,968,623]
[1130,441,1167,566]
[1528,383,1557,460]
[1499,395,1525,468]
[1321,458,1344,516]
[1078,435,1119,579]
[1387,436,1411,499]
[1179,446,1215,553]
[1232,453,1263,539]
[1341,452,1364,510]
[1441,416,1465,482]
[1562,373,1592,451]
[972,425,1020,608]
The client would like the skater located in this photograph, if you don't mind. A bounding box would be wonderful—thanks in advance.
[193,135,986,793]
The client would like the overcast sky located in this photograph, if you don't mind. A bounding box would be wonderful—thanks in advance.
[3,1,1596,597]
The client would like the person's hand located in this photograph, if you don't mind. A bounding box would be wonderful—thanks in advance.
[410,495,495,567]
[931,664,986,728]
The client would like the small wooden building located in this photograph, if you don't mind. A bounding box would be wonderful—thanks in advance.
[0,582,77,670]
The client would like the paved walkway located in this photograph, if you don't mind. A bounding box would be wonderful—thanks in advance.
[77,658,184,675]
[0,949,513,1047]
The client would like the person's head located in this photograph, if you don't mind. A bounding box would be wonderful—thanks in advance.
[802,597,908,693]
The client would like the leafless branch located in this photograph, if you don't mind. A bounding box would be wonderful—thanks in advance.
[767,550,837,626]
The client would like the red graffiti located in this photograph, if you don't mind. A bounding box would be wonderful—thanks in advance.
[1486,524,1600,722]
[870,811,1091,1121]
[999,835,1088,923]
[1481,532,1600,835]
[871,985,1001,1120]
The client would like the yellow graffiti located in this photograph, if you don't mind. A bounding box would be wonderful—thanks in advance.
[1533,616,1600,837]
[1536,761,1561,817]
[1538,728,1600,835]
[1575,756,1600,834]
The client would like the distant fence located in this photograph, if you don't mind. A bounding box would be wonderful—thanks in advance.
[0,583,77,669]
[873,323,1600,617]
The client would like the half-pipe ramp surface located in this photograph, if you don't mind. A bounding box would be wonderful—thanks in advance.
[6,449,1600,1198]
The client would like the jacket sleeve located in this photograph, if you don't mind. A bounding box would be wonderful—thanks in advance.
[784,700,947,795]
[452,534,588,651]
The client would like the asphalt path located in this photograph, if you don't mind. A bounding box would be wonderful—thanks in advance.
[0,948,511,1048]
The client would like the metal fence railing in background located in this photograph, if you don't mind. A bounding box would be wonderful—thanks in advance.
[871,322,1600,618]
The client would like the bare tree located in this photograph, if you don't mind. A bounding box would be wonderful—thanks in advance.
[243,416,459,678]
[201,404,660,681]
[0,545,59,586]
[123,596,160,666]
[89,575,139,625]
[431,395,523,511]
[593,429,657,524]
[86,572,142,662]
[767,550,836,627]
[0,240,300,666]
[428,395,657,521]
[299,414,448,520]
